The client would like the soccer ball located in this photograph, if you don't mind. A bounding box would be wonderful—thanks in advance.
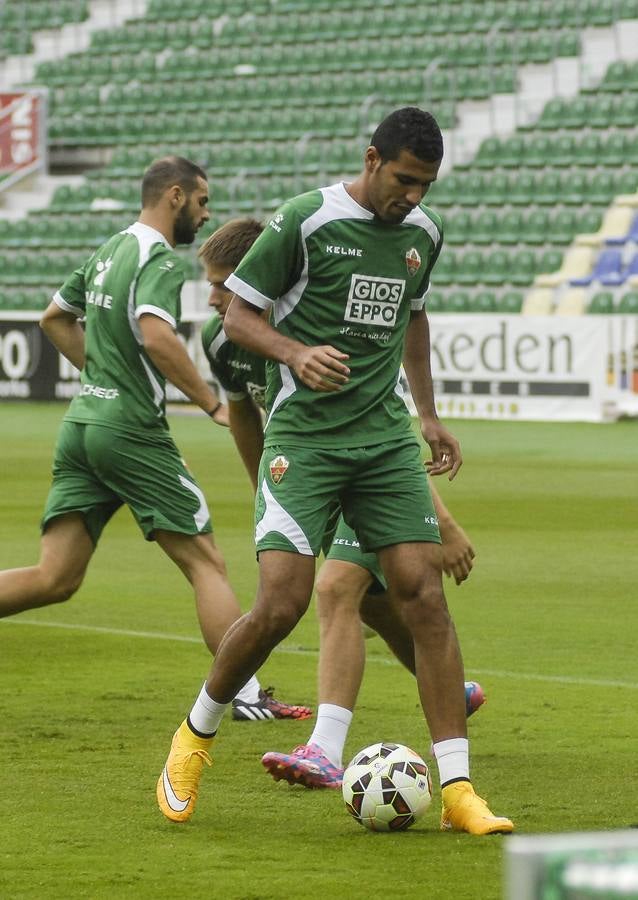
[342,742,432,832]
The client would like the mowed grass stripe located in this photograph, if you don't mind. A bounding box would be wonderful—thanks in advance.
[5,617,638,690]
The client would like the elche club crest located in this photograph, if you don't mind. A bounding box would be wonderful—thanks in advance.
[269,455,289,484]
[405,247,421,277]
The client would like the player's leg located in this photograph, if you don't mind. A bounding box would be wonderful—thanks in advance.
[156,529,311,720]
[157,549,316,822]
[0,421,120,617]
[157,444,338,822]
[0,513,94,616]
[351,441,512,835]
[262,556,372,788]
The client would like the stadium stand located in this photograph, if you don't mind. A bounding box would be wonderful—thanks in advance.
[0,0,637,312]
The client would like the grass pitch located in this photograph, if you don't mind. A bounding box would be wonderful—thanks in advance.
[1,403,637,900]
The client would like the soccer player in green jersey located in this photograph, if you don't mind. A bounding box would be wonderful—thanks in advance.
[158,110,514,834]
[0,156,310,724]
[199,216,484,785]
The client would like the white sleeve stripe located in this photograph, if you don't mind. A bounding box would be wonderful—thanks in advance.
[53,291,82,315]
[135,304,176,329]
[225,273,273,310]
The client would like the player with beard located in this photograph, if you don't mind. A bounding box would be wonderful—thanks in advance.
[0,156,311,723]
[158,111,513,835]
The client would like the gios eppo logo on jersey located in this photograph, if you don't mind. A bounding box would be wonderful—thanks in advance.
[344,274,406,327]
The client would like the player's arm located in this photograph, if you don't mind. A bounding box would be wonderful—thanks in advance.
[224,295,350,392]
[403,308,462,480]
[138,313,226,421]
[429,481,475,585]
[228,395,264,491]
[40,300,85,370]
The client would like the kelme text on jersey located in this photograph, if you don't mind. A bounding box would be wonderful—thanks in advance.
[345,274,405,328]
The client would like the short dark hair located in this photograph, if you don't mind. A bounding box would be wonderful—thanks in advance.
[198,217,264,268]
[370,107,443,164]
[141,155,207,207]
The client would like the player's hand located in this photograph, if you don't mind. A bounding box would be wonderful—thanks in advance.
[291,345,350,392]
[210,402,229,427]
[439,519,475,585]
[421,419,462,480]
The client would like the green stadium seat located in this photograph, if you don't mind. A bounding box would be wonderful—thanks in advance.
[538,249,564,274]
[432,250,456,287]
[546,209,578,244]
[444,290,471,313]
[522,135,549,168]
[425,291,445,313]
[508,172,535,206]
[470,290,497,312]
[588,171,617,206]
[525,208,550,245]
[482,249,511,286]
[562,171,589,206]
[495,210,523,245]
[534,171,562,206]
[472,210,500,245]
[587,291,615,314]
[455,250,483,285]
[613,93,638,128]
[619,291,638,313]
[495,291,524,313]
[499,135,525,168]
[600,61,633,93]
[537,98,566,131]
[551,133,577,167]
[445,211,472,246]
[509,249,537,286]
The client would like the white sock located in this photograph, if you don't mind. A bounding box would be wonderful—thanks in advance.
[188,682,230,737]
[233,675,261,705]
[307,703,353,768]
[432,737,469,786]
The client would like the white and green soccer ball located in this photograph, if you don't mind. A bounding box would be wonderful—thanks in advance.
[342,742,432,832]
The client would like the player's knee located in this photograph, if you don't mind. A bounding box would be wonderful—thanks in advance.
[40,567,83,604]
[252,601,302,643]
[395,580,450,625]
[315,572,357,619]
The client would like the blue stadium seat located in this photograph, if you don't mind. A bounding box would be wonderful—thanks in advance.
[570,248,623,287]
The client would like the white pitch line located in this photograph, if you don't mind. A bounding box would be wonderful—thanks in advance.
[3,617,638,691]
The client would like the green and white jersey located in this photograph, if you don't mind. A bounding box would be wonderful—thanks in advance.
[225,182,443,449]
[201,314,266,408]
[54,222,185,435]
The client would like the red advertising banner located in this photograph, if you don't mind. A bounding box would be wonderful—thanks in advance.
[0,91,46,189]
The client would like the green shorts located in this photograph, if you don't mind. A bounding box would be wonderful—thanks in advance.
[42,420,212,545]
[326,514,387,593]
[255,439,440,557]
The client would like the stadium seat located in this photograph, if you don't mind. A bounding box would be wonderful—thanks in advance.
[444,291,471,312]
[554,288,586,316]
[521,288,554,315]
[535,246,595,288]
[425,291,445,313]
[576,206,635,247]
[524,208,550,245]
[509,249,538,286]
[587,291,615,314]
[570,248,624,287]
[494,210,523,245]
[481,250,511,286]
[619,291,638,313]
[495,291,524,313]
[469,290,497,312]
[455,251,483,285]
